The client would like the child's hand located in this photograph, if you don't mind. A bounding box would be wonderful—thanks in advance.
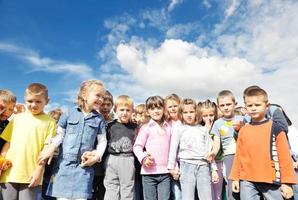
[37,144,56,165]
[281,184,293,199]
[232,120,243,132]
[0,156,12,171]
[211,170,219,184]
[80,151,100,167]
[205,151,216,162]
[169,169,180,180]
[232,180,240,193]
[143,153,154,167]
[28,167,43,188]
[293,161,298,169]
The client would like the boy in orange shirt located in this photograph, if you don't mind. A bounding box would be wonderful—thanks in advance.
[229,86,296,200]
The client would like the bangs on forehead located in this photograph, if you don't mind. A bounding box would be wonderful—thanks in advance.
[145,96,164,109]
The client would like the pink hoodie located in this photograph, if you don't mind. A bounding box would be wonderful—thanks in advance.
[133,119,172,175]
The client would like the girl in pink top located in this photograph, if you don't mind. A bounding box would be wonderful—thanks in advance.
[133,96,172,200]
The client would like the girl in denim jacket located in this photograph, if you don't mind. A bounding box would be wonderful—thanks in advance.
[38,80,107,200]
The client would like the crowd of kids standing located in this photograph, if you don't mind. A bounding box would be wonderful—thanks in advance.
[0,79,297,200]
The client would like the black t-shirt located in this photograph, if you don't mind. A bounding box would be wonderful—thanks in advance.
[106,120,138,155]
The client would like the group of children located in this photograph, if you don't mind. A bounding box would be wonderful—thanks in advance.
[0,80,297,200]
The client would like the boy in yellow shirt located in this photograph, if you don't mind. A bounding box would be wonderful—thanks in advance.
[0,83,56,200]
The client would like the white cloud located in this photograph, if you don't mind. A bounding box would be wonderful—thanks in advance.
[166,22,201,39]
[116,39,258,98]
[98,0,298,125]
[168,0,183,12]
[0,42,93,79]
[225,0,240,18]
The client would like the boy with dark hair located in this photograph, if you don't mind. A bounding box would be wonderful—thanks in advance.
[230,87,296,200]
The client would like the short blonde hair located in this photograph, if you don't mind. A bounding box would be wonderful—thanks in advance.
[114,95,134,111]
[134,104,146,114]
[77,80,105,109]
[0,89,17,103]
[217,90,235,104]
[25,83,48,99]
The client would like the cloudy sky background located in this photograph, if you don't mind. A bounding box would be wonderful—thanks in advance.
[0,0,297,125]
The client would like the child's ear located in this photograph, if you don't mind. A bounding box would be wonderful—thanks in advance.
[266,101,270,107]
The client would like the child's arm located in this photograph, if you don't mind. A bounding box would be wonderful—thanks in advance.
[80,132,107,167]
[167,126,181,180]
[133,126,152,166]
[28,164,45,188]
[38,126,65,165]
[1,142,10,157]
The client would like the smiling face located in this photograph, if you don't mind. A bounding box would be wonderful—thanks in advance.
[25,93,48,115]
[147,106,164,123]
[83,85,105,113]
[245,95,268,122]
[165,99,180,121]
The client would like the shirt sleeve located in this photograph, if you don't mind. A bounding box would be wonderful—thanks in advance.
[133,125,149,164]
[275,130,297,184]
[167,125,181,170]
[95,131,107,159]
[210,120,220,137]
[0,118,14,142]
[229,129,243,181]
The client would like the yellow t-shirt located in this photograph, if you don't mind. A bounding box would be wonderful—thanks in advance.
[0,112,56,184]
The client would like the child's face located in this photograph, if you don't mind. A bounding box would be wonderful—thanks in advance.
[217,96,236,119]
[84,86,105,113]
[147,106,164,123]
[99,99,113,116]
[116,105,133,123]
[0,101,15,121]
[245,95,268,122]
[166,100,179,121]
[135,113,146,125]
[182,104,196,125]
[25,94,48,115]
[201,107,215,125]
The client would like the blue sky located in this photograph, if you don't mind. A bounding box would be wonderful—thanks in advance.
[1,0,298,124]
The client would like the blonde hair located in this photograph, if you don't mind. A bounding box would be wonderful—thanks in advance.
[164,93,181,121]
[25,83,48,99]
[217,90,235,104]
[198,99,218,119]
[0,89,17,103]
[180,98,201,125]
[77,80,105,109]
[198,99,218,125]
[134,104,146,114]
[114,95,134,111]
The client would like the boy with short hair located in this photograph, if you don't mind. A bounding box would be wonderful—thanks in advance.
[104,95,138,200]
[208,90,244,200]
[0,83,56,200]
[229,87,296,200]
